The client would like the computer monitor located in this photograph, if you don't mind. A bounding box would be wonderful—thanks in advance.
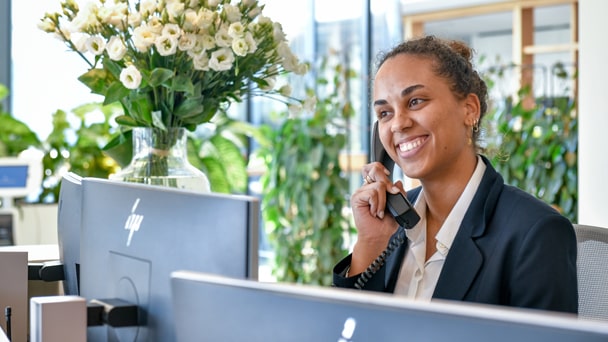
[79,178,259,341]
[170,271,608,342]
[0,156,43,246]
[56,172,82,295]
[0,156,42,201]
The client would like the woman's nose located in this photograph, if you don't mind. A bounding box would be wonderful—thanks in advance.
[391,107,413,132]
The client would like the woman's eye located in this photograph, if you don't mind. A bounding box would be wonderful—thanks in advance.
[409,98,424,107]
[377,110,391,119]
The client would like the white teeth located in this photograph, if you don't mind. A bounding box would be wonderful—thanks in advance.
[399,139,422,152]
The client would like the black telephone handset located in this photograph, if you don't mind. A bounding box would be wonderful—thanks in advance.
[353,122,421,290]
[371,121,420,229]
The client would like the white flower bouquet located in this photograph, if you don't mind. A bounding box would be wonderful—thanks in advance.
[39,0,312,131]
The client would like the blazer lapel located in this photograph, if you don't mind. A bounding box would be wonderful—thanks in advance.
[433,157,504,300]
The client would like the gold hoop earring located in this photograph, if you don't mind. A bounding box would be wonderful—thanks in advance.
[472,119,479,133]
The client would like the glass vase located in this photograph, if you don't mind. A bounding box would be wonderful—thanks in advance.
[109,127,210,192]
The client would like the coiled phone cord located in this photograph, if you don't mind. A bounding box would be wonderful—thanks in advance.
[354,227,407,290]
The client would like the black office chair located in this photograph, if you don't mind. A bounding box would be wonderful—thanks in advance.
[574,224,608,321]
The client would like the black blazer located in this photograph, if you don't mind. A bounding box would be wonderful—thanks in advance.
[333,156,578,314]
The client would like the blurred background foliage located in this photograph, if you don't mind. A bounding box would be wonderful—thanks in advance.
[483,62,578,222]
[258,55,357,286]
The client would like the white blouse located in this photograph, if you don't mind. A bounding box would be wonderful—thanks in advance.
[393,156,486,300]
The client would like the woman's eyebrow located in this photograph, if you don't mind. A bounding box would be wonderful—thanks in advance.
[373,84,424,107]
[401,84,424,97]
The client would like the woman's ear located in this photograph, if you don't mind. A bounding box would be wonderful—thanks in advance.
[464,93,481,125]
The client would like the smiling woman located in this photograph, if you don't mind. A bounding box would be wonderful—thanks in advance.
[332,35,578,316]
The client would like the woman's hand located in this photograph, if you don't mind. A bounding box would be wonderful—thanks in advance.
[348,161,405,276]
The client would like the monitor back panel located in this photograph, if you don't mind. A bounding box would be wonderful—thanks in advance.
[56,172,82,295]
[171,271,608,342]
[80,178,259,341]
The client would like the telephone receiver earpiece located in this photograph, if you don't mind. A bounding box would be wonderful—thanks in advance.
[371,121,420,229]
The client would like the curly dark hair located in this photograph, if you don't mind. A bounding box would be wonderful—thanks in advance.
[375,35,489,144]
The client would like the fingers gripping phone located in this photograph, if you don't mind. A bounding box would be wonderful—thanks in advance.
[353,122,421,290]
[371,121,420,229]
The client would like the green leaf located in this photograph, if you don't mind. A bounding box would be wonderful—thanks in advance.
[78,69,109,95]
[149,68,174,87]
[199,156,231,193]
[174,99,205,119]
[104,81,130,105]
[122,93,153,124]
[102,130,132,167]
[210,134,248,193]
[171,74,195,94]
[102,59,123,79]
[0,113,42,155]
[114,115,139,126]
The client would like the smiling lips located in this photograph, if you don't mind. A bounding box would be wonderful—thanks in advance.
[399,137,425,152]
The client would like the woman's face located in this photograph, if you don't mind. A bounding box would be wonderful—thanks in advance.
[372,54,478,182]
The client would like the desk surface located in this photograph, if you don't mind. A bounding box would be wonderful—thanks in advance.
[0,244,59,262]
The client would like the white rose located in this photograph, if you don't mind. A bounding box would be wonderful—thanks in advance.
[277,43,306,74]
[162,23,181,39]
[257,15,272,25]
[139,0,158,17]
[228,22,245,38]
[223,5,242,22]
[207,0,220,7]
[37,19,56,33]
[86,36,106,56]
[128,12,142,27]
[260,76,276,91]
[106,35,127,61]
[147,17,164,35]
[132,25,157,52]
[155,35,178,56]
[199,9,215,29]
[248,7,261,19]
[193,53,210,71]
[278,84,292,97]
[166,1,185,20]
[72,33,89,53]
[100,3,128,29]
[183,9,199,31]
[70,2,99,32]
[214,27,232,48]
[199,34,216,51]
[231,38,248,57]
[273,22,286,42]
[282,54,301,73]
[244,32,257,53]
[208,48,235,72]
[178,33,197,52]
[120,65,142,90]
